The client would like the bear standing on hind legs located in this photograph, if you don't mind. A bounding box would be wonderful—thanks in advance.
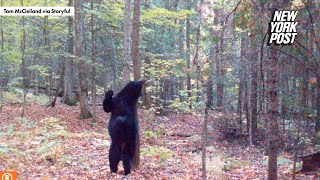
[103,80,146,175]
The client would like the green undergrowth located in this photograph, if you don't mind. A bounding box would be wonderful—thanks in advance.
[3,90,48,105]
[141,145,174,162]
[0,117,105,163]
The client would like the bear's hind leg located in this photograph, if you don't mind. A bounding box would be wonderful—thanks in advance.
[122,141,136,175]
[109,142,121,173]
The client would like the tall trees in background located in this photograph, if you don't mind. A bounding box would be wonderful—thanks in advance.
[0,1,319,178]
[75,0,92,119]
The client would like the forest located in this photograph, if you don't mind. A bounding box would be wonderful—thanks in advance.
[0,0,319,179]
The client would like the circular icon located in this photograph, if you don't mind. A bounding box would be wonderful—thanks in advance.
[1,173,13,180]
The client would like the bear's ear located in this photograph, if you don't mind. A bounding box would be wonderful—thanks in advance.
[105,90,114,98]
[103,90,114,113]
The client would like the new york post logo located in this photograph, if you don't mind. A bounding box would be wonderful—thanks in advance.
[267,10,298,46]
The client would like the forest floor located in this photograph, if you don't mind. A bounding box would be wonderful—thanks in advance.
[0,103,318,179]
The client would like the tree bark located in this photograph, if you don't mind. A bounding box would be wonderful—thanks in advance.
[193,0,206,179]
[186,16,192,108]
[91,0,97,119]
[123,0,132,84]
[20,0,27,118]
[316,70,320,132]
[239,36,248,132]
[64,0,76,106]
[178,19,185,102]
[249,12,258,143]
[0,0,4,112]
[131,0,141,80]
[268,45,279,180]
[75,0,92,119]
[131,0,141,169]
[216,9,224,110]
[207,10,219,109]
[268,2,280,179]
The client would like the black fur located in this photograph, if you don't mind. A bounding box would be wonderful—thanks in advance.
[103,80,146,175]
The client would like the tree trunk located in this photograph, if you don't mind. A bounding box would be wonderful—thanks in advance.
[123,0,132,85]
[178,19,185,102]
[142,55,151,109]
[268,2,280,179]
[207,12,218,109]
[216,9,224,110]
[268,45,279,180]
[0,0,4,112]
[20,0,27,118]
[194,1,201,109]
[131,0,141,81]
[193,0,206,179]
[91,0,97,119]
[43,1,51,102]
[75,0,92,119]
[239,35,248,132]
[280,59,288,134]
[64,0,76,106]
[316,71,320,132]
[249,22,258,144]
[131,0,141,169]
[186,16,192,108]
[307,0,320,133]
[244,75,250,134]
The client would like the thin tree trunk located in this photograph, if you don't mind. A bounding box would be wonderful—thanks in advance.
[292,114,302,179]
[193,0,206,179]
[132,0,141,80]
[267,45,279,180]
[207,18,217,108]
[280,60,288,134]
[186,16,192,108]
[249,11,258,143]
[239,35,247,132]
[241,36,250,134]
[142,55,151,109]
[91,0,96,119]
[178,19,185,102]
[267,2,279,178]
[244,75,250,134]
[75,0,92,119]
[43,0,51,101]
[194,1,202,108]
[316,70,320,132]
[0,0,4,112]
[64,0,75,105]
[123,0,132,85]
[216,9,224,110]
[131,0,141,169]
[20,0,27,118]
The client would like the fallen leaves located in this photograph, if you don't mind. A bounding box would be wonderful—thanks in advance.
[0,104,318,179]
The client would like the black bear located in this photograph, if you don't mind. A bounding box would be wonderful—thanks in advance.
[103,80,146,175]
